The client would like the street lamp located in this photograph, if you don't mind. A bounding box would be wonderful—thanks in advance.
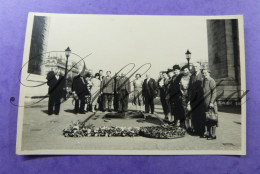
[185,49,191,70]
[64,47,71,99]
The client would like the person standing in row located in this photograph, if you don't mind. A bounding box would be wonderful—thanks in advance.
[190,63,206,136]
[113,73,120,112]
[98,69,105,111]
[168,65,183,126]
[117,73,131,113]
[133,74,144,112]
[101,71,114,112]
[202,68,218,139]
[142,74,157,114]
[85,74,92,112]
[165,69,175,122]
[71,71,90,114]
[90,73,101,113]
[179,65,193,131]
[46,66,65,116]
[158,71,170,120]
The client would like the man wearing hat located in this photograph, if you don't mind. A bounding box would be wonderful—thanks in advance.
[46,65,66,115]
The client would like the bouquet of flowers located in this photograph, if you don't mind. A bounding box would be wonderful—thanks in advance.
[63,121,140,137]
[63,121,186,139]
[139,125,186,139]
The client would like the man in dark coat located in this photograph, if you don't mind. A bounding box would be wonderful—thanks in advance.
[117,73,131,113]
[72,72,90,114]
[101,71,114,112]
[142,74,157,114]
[189,63,205,136]
[98,69,105,111]
[113,73,120,112]
[46,66,65,115]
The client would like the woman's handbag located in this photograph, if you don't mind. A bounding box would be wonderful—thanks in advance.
[206,107,218,122]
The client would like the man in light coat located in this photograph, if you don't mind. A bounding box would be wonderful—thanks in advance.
[101,71,114,112]
[117,73,131,113]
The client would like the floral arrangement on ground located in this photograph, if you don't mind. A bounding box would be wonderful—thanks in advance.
[63,121,186,139]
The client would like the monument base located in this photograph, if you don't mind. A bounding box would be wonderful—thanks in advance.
[103,111,144,119]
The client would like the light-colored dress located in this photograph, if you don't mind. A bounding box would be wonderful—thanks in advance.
[179,74,191,119]
[133,79,143,106]
[90,78,101,105]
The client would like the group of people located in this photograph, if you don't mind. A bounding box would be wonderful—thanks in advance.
[132,63,218,140]
[46,63,218,140]
[71,69,131,114]
[155,63,218,139]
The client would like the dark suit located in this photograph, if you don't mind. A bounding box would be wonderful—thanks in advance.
[113,76,119,111]
[46,72,65,115]
[168,74,184,121]
[158,78,170,116]
[142,78,157,114]
[98,75,105,111]
[190,72,206,135]
[72,75,90,113]
[117,76,131,112]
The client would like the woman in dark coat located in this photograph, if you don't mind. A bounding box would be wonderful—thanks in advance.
[168,65,183,126]
[202,69,218,139]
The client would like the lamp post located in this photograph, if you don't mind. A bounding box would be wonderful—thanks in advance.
[185,49,191,70]
[64,47,71,98]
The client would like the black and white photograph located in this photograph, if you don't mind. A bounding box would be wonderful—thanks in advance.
[16,13,246,155]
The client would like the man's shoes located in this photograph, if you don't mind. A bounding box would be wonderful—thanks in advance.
[78,110,86,114]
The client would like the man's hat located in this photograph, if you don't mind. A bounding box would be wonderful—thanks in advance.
[172,64,181,70]
[167,68,174,74]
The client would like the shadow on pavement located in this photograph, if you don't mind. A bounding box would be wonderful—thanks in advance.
[64,109,76,114]
[41,110,48,115]
[137,115,162,126]
[218,106,241,114]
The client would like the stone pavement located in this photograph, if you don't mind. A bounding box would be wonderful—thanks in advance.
[21,98,242,152]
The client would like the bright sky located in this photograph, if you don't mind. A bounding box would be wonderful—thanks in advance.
[46,14,208,79]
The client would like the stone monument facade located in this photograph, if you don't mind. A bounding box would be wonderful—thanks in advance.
[27,16,50,75]
[207,19,241,105]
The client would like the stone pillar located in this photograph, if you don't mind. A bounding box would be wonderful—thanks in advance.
[28,16,50,75]
[225,20,236,80]
[207,19,241,106]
